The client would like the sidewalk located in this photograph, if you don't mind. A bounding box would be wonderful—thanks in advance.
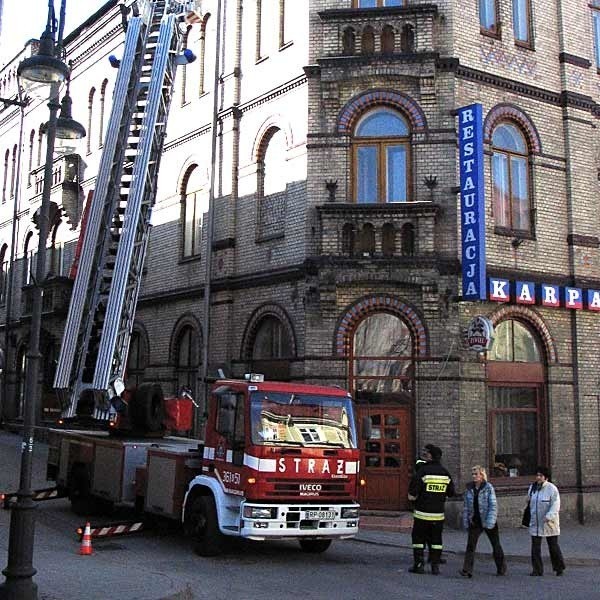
[358,513,600,566]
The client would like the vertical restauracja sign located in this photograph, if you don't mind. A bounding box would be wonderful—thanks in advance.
[458,103,486,300]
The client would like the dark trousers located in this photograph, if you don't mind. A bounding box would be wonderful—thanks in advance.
[531,535,565,575]
[412,517,444,565]
[462,524,506,574]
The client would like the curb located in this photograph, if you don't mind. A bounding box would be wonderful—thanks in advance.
[351,537,600,567]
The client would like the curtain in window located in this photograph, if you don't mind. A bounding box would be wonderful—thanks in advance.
[513,0,530,42]
[479,0,496,30]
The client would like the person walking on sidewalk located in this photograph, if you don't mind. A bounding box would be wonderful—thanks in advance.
[408,445,455,575]
[459,465,507,578]
[527,466,566,577]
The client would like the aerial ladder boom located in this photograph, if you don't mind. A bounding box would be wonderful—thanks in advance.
[54,0,196,421]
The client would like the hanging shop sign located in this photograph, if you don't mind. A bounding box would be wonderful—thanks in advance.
[458,103,486,301]
[489,278,600,311]
[466,315,495,352]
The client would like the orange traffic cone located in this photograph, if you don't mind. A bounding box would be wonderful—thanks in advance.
[79,522,93,555]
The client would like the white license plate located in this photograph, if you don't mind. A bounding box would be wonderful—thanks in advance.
[305,510,336,520]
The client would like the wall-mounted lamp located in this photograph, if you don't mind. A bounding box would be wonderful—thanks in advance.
[511,238,524,248]
[423,175,438,190]
[325,179,338,202]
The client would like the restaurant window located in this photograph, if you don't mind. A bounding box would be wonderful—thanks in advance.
[487,319,545,479]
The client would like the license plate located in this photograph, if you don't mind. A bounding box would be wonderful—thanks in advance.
[305,510,336,520]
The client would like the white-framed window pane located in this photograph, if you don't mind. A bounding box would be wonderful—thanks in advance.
[594,12,600,66]
[386,144,407,202]
[357,146,378,203]
[263,129,287,195]
[511,156,529,230]
[479,0,496,29]
[184,192,196,257]
[492,152,510,227]
[513,0,529,42]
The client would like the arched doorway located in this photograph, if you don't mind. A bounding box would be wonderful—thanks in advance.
[350,312,415,510]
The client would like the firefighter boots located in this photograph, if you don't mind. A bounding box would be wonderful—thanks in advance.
[408,549,425,574]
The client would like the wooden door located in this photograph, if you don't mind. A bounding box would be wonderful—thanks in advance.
[358,406,411,510]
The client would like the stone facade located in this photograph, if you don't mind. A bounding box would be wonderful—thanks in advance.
[1,0,600,523]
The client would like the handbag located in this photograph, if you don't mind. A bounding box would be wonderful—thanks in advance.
[521,484,532,527]
[521,501,531,527]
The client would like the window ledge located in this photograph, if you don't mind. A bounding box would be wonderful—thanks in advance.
[494,226,535,240]
[480,28,501,40]
[179,254,202,265]
[515,40,535,51]
[279,41,293,52]
[255,55,269,65]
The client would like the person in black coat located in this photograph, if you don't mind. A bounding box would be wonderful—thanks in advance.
[408,445,455,575]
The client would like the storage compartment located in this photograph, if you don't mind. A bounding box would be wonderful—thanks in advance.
[164,397,193,432]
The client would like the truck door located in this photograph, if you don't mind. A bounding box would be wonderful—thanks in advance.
[213,390,245,494]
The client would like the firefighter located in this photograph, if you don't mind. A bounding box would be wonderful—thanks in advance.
[408,445,455,575]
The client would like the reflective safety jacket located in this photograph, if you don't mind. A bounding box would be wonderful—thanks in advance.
[408,460,455,521]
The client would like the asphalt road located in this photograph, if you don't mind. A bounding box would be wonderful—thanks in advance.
[1,430,600,600]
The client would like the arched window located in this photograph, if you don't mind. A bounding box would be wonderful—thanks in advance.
[23,231,36,285]
[198,13,211,95]
[10,145,17,198]
[358,223,375,255]
[181,25,192,105]
[400,222,415,256]
[175,325,201,399]
[381,25,395,54]
[0,243,9,304]
[351,312,413,403]
[182,165,208,258]
[382,222,395,256]
[342,223,355,256]
[352,108,410,203]
[48,221,63,277]
[361,26,375,54]
[258,127,287,196]
[400,24,415,52]
[2,150,8,204]
[28,129,35,185]
[487,319,546,479]
[491,122,531,232]
[37,124,44,166]
[252,316,292,359]
[127,329,147,389]
[86,87,95,154]
[342,27,356,55]
[99,79,108,148]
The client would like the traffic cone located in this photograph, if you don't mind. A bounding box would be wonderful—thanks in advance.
[79,522,93,555]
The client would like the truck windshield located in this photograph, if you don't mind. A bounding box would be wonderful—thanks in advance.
[250,392,358,448]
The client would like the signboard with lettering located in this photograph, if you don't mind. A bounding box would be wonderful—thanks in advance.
[488,277,600,312]
[458,104,486,300]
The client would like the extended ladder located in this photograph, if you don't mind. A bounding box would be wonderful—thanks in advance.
[55,0,193,419]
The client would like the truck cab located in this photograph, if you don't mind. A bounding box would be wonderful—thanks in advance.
[183,376,362,555]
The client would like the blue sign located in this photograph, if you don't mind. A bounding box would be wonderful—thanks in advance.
[458,104,486,300]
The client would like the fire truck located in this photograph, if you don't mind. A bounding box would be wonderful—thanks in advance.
[44,0,363,555]
[47,375,362,555]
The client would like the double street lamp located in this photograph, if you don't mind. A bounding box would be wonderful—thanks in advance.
[0,1,85,599]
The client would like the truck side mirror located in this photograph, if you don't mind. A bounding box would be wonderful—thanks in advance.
[361,416,372,440]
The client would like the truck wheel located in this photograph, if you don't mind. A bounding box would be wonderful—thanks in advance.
[184,494,225,556]
[131,383,165,433]
[299,539,332,553]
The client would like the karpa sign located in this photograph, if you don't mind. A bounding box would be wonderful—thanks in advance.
[466,315,494,352]
[458,104,486,301]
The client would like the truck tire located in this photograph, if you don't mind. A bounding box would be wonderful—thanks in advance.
[299,539,332,553]
[184,494,225,556]
[131,383,165,433]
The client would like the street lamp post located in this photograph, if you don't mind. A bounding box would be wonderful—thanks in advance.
[0,1,84,598]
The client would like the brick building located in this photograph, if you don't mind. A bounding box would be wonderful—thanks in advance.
[1,0,600,523]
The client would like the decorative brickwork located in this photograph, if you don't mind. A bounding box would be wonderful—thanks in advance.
[337,89,427,134]
[335,294,427,357]
[483,103,542,154]
[489,305,557,363]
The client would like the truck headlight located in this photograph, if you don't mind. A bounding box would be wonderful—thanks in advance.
[243,506,276,519]
[341,507,359,519]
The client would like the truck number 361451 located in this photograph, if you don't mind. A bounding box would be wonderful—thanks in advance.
[223,471,241,485]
